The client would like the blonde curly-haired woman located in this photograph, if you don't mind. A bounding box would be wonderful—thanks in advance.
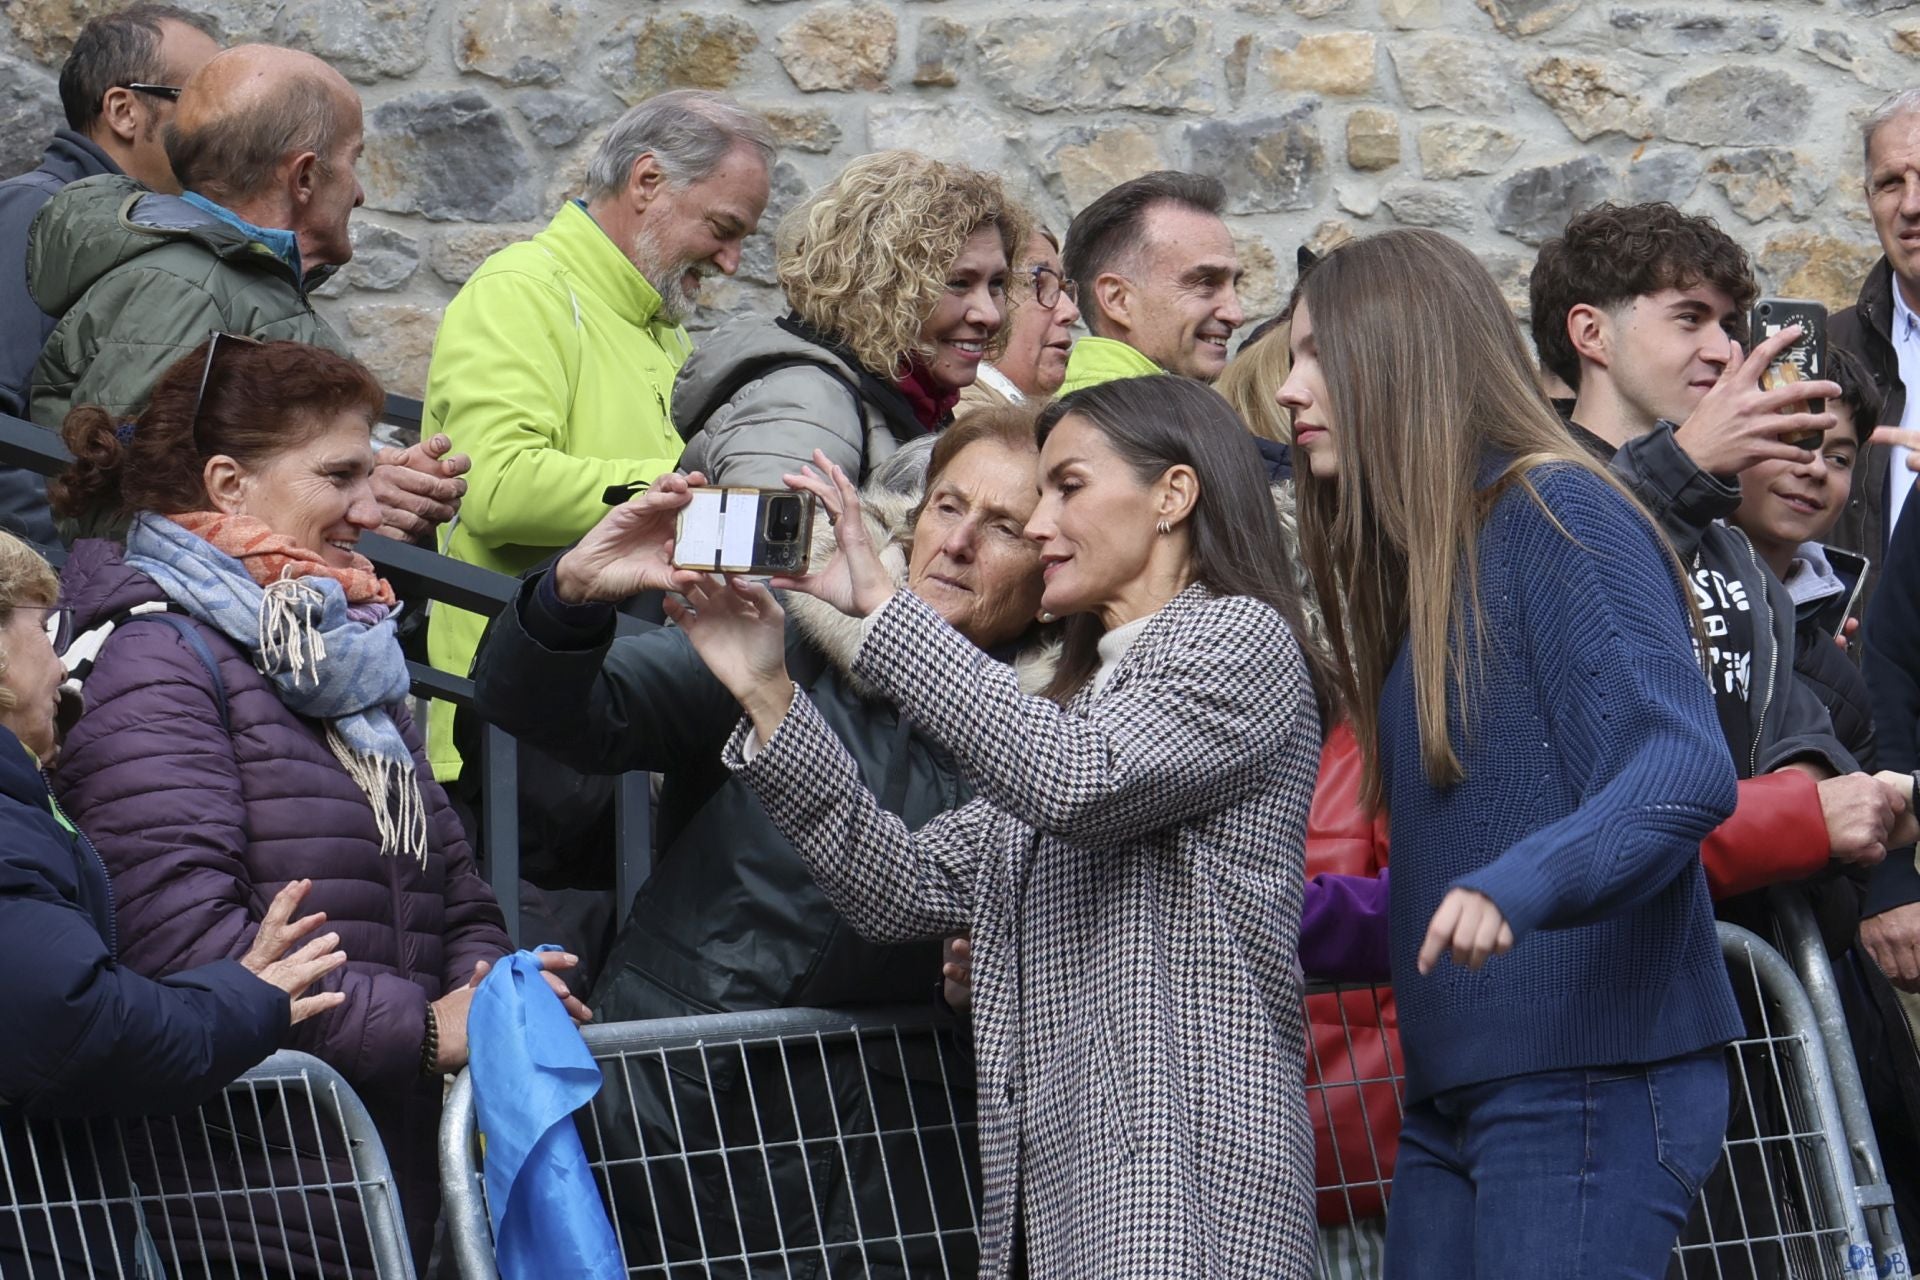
[677,150,1031,486]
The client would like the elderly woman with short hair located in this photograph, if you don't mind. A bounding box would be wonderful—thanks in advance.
[677,149,1030,486]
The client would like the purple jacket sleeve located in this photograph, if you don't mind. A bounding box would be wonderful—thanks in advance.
[393,705,511,988]
[1299,870,1391,984]
[55,629,430,1090]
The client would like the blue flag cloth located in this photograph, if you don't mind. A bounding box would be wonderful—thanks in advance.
[469,946,622,1280]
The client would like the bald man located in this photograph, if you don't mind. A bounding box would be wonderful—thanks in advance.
[24,44,465,541]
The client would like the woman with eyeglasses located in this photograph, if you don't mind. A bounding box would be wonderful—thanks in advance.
[44,337,564,1277]
[676,150,1030,487]
[0,526,349,1279]
[955,225,1083,416]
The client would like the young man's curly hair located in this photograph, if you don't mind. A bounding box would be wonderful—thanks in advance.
[777,151,1032,379]
[1529,202,1757,391]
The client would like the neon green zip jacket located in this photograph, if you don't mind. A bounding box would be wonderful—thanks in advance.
[425,200,690,779]
[1056,335,1163,395]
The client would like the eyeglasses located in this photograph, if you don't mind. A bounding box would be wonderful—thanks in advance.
[17,605,72,655]
[122,83,183,102]
[188,331,264,448]
[1026,265,1078,310]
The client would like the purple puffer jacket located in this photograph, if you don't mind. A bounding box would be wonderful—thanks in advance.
[53,538,512,1276]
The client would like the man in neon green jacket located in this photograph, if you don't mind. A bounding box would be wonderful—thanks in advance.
[1058,171,1246,395]
[424,91,773,780]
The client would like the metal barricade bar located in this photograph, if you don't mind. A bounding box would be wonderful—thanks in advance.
[1305,924,1889,1279]
[0,1050,414,1279]
[442,1006,979,1280]
[1767,886,1912,1277]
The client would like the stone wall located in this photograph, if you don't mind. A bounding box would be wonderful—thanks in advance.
[1,0,1911,397]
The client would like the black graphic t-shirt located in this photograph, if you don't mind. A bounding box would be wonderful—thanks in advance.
[1691,550,1756,762]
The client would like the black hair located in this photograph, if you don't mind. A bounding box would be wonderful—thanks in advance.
[1033,374,1335,727]
[59,5,215,133]
[1061,172,1226,338]
[1828,346,1884,436]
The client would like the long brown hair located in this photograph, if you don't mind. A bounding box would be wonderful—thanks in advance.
[1035,376,1336,726]
[1291,228,1688,810]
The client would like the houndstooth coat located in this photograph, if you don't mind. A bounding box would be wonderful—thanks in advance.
[727,583,1322,1278]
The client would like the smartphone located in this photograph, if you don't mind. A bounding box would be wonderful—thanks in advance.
[672,487,815,576]
[1749,297,1828,449]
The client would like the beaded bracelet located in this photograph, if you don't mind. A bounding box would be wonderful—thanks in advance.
[420,1005,440,1077]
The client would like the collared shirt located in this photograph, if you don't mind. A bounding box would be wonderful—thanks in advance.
[974,362,1026,405]
[179,191,303,280]
[1887,282,1920,540]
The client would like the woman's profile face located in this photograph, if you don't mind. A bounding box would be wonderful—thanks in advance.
[228,411,383,567]
[917,223,1009,393]
[1277,300,1339,480]
[1025,414,1164,625]
[0,605,63,761]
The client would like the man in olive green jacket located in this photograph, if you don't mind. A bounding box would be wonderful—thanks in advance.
[28,44,466,542]
[423,90,773,782]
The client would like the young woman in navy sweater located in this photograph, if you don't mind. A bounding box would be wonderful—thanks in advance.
[1281,228,1744,1279]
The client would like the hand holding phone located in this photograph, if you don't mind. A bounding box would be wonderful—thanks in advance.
[671,488,816,576]
[1750,298,1828,449]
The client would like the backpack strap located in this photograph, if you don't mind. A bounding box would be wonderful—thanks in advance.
[64,603,230,733]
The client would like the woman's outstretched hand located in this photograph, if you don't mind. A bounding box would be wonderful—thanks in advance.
[240,879,349,1026]
[665,573,795,743]
[770,451,896,619]
[1418,887,1513,975]
[553,471,707,604]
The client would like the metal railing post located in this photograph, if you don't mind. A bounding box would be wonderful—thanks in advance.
[615,770,652,922]
[482,723,520,947]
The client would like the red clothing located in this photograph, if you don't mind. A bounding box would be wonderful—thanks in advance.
[892,357,960,429]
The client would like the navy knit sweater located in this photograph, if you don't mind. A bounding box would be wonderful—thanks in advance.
[1385,465,1743,1104]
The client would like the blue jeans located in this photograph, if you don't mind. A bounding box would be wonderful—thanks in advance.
[1384,1049,1729,1280]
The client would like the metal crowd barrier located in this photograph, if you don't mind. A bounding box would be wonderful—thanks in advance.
[0,1051,413,1279]
[440,1007,980,1279]
[1304,922,1902,1280]
[0,406,657,945]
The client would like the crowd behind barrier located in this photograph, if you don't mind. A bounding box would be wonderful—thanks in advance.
[10,12,1920,1276]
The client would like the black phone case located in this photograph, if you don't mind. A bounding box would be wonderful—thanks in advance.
[1750,298,1827,445]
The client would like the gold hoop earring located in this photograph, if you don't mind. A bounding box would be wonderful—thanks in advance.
[1156,518,1172,535]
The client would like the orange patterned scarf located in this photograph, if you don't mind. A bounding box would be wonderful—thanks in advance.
[168,511,396,606]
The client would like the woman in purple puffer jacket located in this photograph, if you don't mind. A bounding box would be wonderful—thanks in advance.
[45,338,582,1276]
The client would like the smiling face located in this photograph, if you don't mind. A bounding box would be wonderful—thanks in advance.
[995,232,1081,399]
[1103,203,1244,382]
[0,605,63,761]
[906,439,1045,648]
[1596,285,1741,429]
[1734,403,1859,570]
[1869,111,1920,301]
[632,144,771,325]
[1277,300,1338,479]
[220,410,383,567]
[917,223,1010,392]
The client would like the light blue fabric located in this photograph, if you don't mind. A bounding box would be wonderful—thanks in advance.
[179,191,302,277]
[470,946,620,1280]
[123,512,414,775]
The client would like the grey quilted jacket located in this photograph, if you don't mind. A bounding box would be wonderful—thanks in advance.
[727,584,1322,1278]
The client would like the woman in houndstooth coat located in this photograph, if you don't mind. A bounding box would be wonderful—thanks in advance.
[659,376,1335,1278]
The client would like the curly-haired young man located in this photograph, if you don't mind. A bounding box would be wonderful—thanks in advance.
[1534,202,1920,1271]
[1531,202,1897,914]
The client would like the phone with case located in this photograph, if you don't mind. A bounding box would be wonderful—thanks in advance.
[1748,297,1827,449]
[671,487,815,576]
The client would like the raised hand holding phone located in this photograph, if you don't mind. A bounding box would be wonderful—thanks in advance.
[1673,321,1842,476]
[553,471,706,604]
[770,451,897,619]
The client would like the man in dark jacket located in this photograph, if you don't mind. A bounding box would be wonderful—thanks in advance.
[0,5,218,546]
[26,42,469,545]
[1538,203,1920,1272]
[1831,88,1920,605]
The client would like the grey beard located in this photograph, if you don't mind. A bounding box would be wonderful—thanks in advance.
[631,224,702,326]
